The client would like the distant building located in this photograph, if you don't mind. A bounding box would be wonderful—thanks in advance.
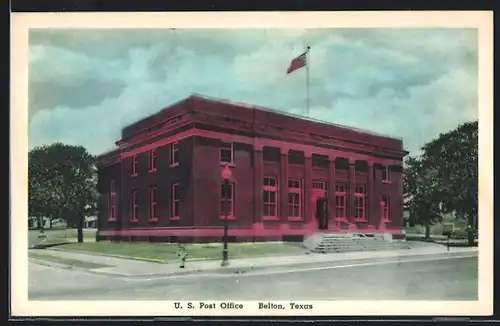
[403,211,411,227]
[96,95,408,243]
[28,216,50,229]
[85,216,98,228]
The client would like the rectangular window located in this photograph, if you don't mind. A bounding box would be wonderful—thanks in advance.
[382,165,391,182]
[170,183,180,219]
[149,149,157,171]
[354,184,366,221]
[287,179,302,220]
[131,155,138,176]
[220,182,235,219]
[108,180,116,221]
[220,141,234,164]
[313,181,327,190]
[170,142,179,166]
[263,177,278,219]
[382,195,391,221]
[335,182,347,220]
[131,189,138,222]
[335,183,346,192]
[149,185,157,221]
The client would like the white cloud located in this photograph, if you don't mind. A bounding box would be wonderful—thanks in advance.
[28,29,478,156]
[29,45,125,84]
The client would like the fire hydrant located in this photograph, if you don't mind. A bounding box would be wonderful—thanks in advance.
[177,247,188,268]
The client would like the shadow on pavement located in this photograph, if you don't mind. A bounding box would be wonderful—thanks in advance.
[406,238,478,248]
[30,242,73,249]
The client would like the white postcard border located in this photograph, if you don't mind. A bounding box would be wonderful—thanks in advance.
[10,11,493,317]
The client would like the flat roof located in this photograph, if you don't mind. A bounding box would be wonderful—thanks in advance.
[103,93,405,158]
[191,94,403,141]
[97,147,120,159]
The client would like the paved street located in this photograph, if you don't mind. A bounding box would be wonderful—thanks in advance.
[29,253,477,301]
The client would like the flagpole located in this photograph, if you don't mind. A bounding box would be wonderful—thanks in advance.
[306,46,310,117]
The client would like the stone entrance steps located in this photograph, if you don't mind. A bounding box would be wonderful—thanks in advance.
[304,232,411,254]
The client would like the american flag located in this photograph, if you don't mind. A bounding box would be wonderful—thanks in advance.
[286,51,307,74]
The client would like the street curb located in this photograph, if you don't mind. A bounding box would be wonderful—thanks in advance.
[406,237,479,245]
[86,248,478,279]
[29,257,76,271]
[48,248,309,264]
[49,248,171,264]
[88,268,206,278]
[30,242,74,249]
[29,257,113,273]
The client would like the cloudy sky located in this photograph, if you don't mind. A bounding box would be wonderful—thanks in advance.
[28,28,478,155]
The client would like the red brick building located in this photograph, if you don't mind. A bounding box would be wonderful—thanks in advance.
[96,95,409,242]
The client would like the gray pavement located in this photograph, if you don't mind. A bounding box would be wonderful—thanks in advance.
[29,253,478,301]
[29,262,128,298]
[35,241,476,278]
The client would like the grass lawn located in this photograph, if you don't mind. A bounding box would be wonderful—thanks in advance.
[55,242,307,263]
[28,228,97,248]
[405,217,477,245]
[29,251,110,269]
[404,216,470,239]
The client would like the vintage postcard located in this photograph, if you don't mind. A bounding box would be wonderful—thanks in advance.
[11,11,493,317]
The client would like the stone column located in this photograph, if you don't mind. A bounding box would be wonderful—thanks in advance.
[373,162,381,229]
[348,158,356,225]
[368,160,374,226]
[327,154,336,222]
[253,144,263,231]
[304,151,313,229]
[279,147,289,233]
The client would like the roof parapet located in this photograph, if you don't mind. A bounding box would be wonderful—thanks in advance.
[191,94,403,141]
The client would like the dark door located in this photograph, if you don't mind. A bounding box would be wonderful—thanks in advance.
[316,198,328,230]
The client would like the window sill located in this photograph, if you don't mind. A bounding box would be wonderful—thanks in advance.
[169,216,180,220]
[334,218,348,222]
[131,173,138,178]
[108,218,117,222]
[130,218,139,223]
[219,216,236,220]
[220,162,235,167]
[263,216,280,221]
[382,180,392,184]
[149,168,157,173]
[381,219,391,223]
[169,163,179,168]
[149,218,158,222]
[287,216,304,221]
[354,218,368,223]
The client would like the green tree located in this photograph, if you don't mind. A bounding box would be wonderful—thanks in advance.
[28,143,97,242]
[404,155,443,239]
[421,121,478,246]
[28,146,64,231]
[404,120,478,246]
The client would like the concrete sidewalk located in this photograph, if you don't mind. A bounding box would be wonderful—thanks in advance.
[29,243,478,278]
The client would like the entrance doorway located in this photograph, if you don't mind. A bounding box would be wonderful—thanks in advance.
[316,198,328,230]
